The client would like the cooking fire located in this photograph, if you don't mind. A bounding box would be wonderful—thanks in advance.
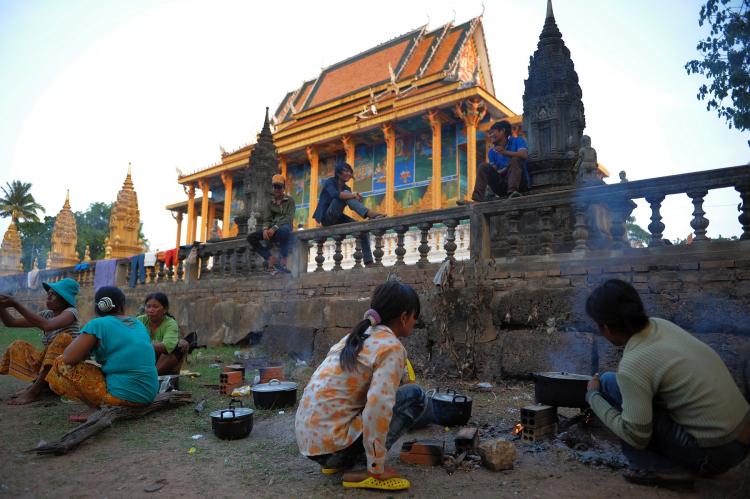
[512,423,524,435]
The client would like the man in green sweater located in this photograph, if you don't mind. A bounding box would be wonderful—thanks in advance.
[247,174,296,275]
[585,279,750,488]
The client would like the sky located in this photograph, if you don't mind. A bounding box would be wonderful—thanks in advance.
[0,0,748,253]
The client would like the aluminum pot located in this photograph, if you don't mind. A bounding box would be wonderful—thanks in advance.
[252,379,298,410]
[210,399,254,440]
[533,372,592,408]
[428,389,472,427]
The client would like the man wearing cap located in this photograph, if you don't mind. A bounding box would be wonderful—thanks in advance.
[0,277,81,405]
[247,174,296,274]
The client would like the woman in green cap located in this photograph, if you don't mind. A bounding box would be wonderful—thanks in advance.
[0,277,81,405]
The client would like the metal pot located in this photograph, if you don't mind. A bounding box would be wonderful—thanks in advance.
[532,372,592,408]
[428,389,472,427]
[252,379,298,410]
[210,399,254,440]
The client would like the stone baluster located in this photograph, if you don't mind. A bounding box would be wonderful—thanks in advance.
[687,190,709,242]
[417,222,432,267]
[394,226,408,266]
[506,211,521,257]
[247,247,259,272]
[215,250,224,278]
[332,234,345,271]
[371,229,385,267]
[572,203,589,252]
[199,250,210,278]
[737,184,750,240]
[176,253,184,281]
[165,259,173,281]
[645,193,666,246]
[609,198,637,250]
[444,219,458,262]
[224,248,233,275]
[314,237,326,272]
[537,207,553,255]
[352,232,365,270]
[234,247,246,275]
[146,266,154,284]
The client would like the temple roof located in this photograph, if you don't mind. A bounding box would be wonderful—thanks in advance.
[273,16,494,124]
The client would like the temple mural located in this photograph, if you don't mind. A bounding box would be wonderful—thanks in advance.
[288,162,310,228]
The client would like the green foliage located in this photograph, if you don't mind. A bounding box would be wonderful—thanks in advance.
[17,216,55,270]
[626,216,651,246]
[0,180,45,223]
[75,202,113,260]
[685,0,750,136]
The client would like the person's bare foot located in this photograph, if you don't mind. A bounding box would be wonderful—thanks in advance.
[7,387,30,399]
[7,390,43,405]
[68,412,93,423]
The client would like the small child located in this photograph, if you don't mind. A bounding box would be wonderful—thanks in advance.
[295,281,426,491]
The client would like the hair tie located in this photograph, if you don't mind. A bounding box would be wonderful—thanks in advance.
[363,308,381,326]
[97,296,115,313]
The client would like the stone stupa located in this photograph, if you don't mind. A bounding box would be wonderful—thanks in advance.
[48,190,79,268]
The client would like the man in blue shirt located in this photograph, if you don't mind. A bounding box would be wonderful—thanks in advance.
[312,162,384,265]
[459,120,529,204]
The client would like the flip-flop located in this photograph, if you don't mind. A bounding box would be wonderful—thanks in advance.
[342,476,410,491]
[68,413,89,423]
[320,468,340,475]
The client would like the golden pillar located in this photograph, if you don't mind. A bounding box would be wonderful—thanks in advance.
[455,99,486,200]
[186,184,196,244]
[382,123,396,216]
[427,111,443,210]
[221,172,233,238]
[306,145,319,227]
[341,135,355,190]
[174,212,183,248]
[199,179,210,242]
[48,190,79,268]
[279,155,287,180]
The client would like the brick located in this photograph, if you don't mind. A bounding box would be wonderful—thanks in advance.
[542,278,572,288]
[525,270,549,278]
[700,270,736,282]
[700,260,735,270]
[560,266,587,276]
[679,262,699,270]
[603,265,631,273]
[510,272,525,279]
[489,271,510,279]
[632,275,648,283]
[546,269,562,277]
[633,282,649,291]
[737,270,750,280]
[632,265,649,272]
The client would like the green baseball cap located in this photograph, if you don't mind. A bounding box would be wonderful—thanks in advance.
[42,278,79,308]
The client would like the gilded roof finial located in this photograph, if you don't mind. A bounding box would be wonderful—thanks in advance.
[63,189,71,209]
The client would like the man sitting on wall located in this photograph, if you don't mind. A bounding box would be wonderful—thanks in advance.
[585,279,750,489]
[458,120,529,204]
[247,174,296,275]
[313,162,384,266]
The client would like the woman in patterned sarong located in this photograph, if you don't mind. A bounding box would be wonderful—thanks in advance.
[0,278,80,405]
[46,286,158,416]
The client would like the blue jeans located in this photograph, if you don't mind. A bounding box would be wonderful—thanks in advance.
[321,198,373,264]
[308,384,427,469]
[247,224,292,260]
[129,254,145,287]
[599,372,749,475]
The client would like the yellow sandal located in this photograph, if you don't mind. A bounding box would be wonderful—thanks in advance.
[342,476,411,491]
[320,468,340,475]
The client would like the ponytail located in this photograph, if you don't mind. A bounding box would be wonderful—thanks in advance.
[340,282,420,371]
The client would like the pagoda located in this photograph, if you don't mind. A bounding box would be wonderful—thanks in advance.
[48,191,79,268]
[523,0,586,190]
[106,164,143,258]
[0,222,23,275]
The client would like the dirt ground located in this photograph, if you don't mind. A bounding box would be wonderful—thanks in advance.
[1,333,748,498]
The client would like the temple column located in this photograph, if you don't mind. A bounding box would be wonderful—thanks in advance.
[221,172,233,238]
[455,99,486,200]
[428,111,443,210]
[207,202,216,238]
[342,135,355,190]
[175,212,183,247]
[279,155,287,180]
[306,145,319,227]
[382,123,396,216]
[199,179,210,242]
[186,184,196,244]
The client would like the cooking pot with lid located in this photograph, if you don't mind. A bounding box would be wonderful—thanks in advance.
[428,389,472,427]
[210,399,254,440]
[532,371,592,408]
[252,379,298,410]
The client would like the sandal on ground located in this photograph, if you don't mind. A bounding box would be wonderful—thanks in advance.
[342,476,410,491]
[320,468,340,475]
[68,413,90,423]
[507,191,522,199]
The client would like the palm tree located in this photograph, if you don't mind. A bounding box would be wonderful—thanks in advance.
[0,180,46,223]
